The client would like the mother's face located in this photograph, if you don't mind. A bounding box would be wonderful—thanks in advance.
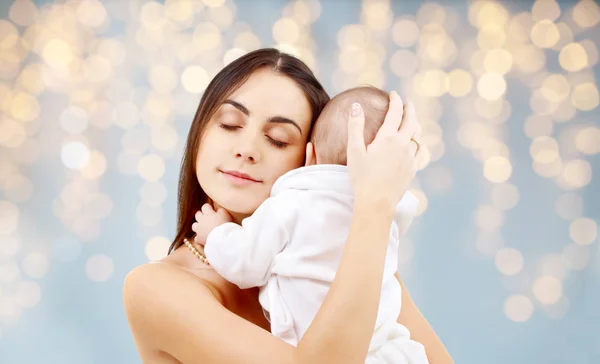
[195,68,313,222]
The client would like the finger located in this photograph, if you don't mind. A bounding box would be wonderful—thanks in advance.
[191,222,199,233]
[398,100,417,140]
[194,235,203,244]
[375,91,403,138]
[201,203,214,214]
[195,210,202,221]
[347,102,366,156]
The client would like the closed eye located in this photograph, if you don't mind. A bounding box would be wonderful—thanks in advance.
[219,124,239,131]
[267,136,288,149]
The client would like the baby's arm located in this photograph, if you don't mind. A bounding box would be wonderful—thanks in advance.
[204,196,293,289]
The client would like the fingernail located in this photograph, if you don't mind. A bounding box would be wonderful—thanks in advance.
[351,102,361,116]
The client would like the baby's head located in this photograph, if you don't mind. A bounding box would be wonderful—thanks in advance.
[309,86,389,165]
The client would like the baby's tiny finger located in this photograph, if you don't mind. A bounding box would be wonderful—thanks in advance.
[191,222,199,232]
[201,203,213,214]
[195,211,202,221]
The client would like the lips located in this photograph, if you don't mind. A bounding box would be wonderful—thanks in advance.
[220,170,262,183]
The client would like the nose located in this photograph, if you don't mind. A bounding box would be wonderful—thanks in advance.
[234,135,261,163]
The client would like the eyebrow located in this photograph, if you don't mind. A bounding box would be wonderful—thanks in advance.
[223,99,303,135]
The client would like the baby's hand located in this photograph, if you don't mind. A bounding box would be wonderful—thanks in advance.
[191,203,233,246]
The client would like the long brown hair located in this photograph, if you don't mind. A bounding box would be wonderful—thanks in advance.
[169,48,330,253]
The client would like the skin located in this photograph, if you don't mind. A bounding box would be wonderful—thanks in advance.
[123,69,453,363]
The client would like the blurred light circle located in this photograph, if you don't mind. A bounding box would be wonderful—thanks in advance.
[562,159,592,189]
[530,136,559,164]
[113,102,141,130]
[483,48,512,74]
[86,254,114,282]
[15,281,41,308]
[146,236,171,261]
[575,126,600,155]
[149,65,178,93]
[42,39,74,68]
[9,92,40,123]
[0,262,20,283]
[570,83,599,111]
[446,69,473,97]
[0,20,19,50]
[81,151,108,179]
[22,252,49,279]
[559,43,588,72]
[495,248,523,275]
[491,183,519,210]
[569,217,597,245]
[484,156,512,183]
[532,0,561,21]
[475,205,505,231]
[504,294,534,322]
[540,74,570,103]
[572,0,600,28]
[223,48,247,66]
[392,19,419,47]
[477,73,506,100]
[530,20,559,48]
[61,141,91,169]
[390,49,418,78]
[273,18,299,44]
[137,154,165,182]
[532,276,562,305]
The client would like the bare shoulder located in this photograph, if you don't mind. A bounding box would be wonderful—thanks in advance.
[122,260,223,362]
[123,260,223,317]
[122,257,293,364]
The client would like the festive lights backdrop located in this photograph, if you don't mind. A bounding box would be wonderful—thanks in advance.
[0,0,599,363]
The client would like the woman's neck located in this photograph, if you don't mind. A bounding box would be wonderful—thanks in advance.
[211,201,250,224]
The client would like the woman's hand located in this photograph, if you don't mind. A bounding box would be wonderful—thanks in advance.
[346,91,423,211]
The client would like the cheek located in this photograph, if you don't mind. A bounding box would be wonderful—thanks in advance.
[269,147,305,176]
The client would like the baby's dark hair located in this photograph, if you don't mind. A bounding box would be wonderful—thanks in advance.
[310,85,389,165]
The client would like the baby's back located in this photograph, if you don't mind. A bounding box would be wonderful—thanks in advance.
[262,188,402,348]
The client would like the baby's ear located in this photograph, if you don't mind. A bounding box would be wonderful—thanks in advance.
[305,142,316,166]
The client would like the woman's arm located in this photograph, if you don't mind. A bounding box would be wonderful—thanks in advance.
[395,273,454,363]
[124,204,394,364]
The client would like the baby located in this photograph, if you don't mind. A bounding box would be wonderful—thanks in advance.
[196,86,428,364]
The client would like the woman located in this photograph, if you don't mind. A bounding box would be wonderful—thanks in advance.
[123,48,453,363]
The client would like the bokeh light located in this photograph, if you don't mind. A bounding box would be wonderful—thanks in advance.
[85,254,114,282]
[504,294,534,322]
[569,217,597,245]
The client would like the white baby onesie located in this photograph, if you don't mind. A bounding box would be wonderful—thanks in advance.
[204,164,429,364]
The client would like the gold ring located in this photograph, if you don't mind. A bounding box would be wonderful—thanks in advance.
[410,138,420,154]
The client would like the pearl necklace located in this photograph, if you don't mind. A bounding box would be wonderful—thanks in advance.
[183,238,210,265]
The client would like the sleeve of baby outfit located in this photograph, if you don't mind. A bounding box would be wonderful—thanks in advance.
[203,196,293,289]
